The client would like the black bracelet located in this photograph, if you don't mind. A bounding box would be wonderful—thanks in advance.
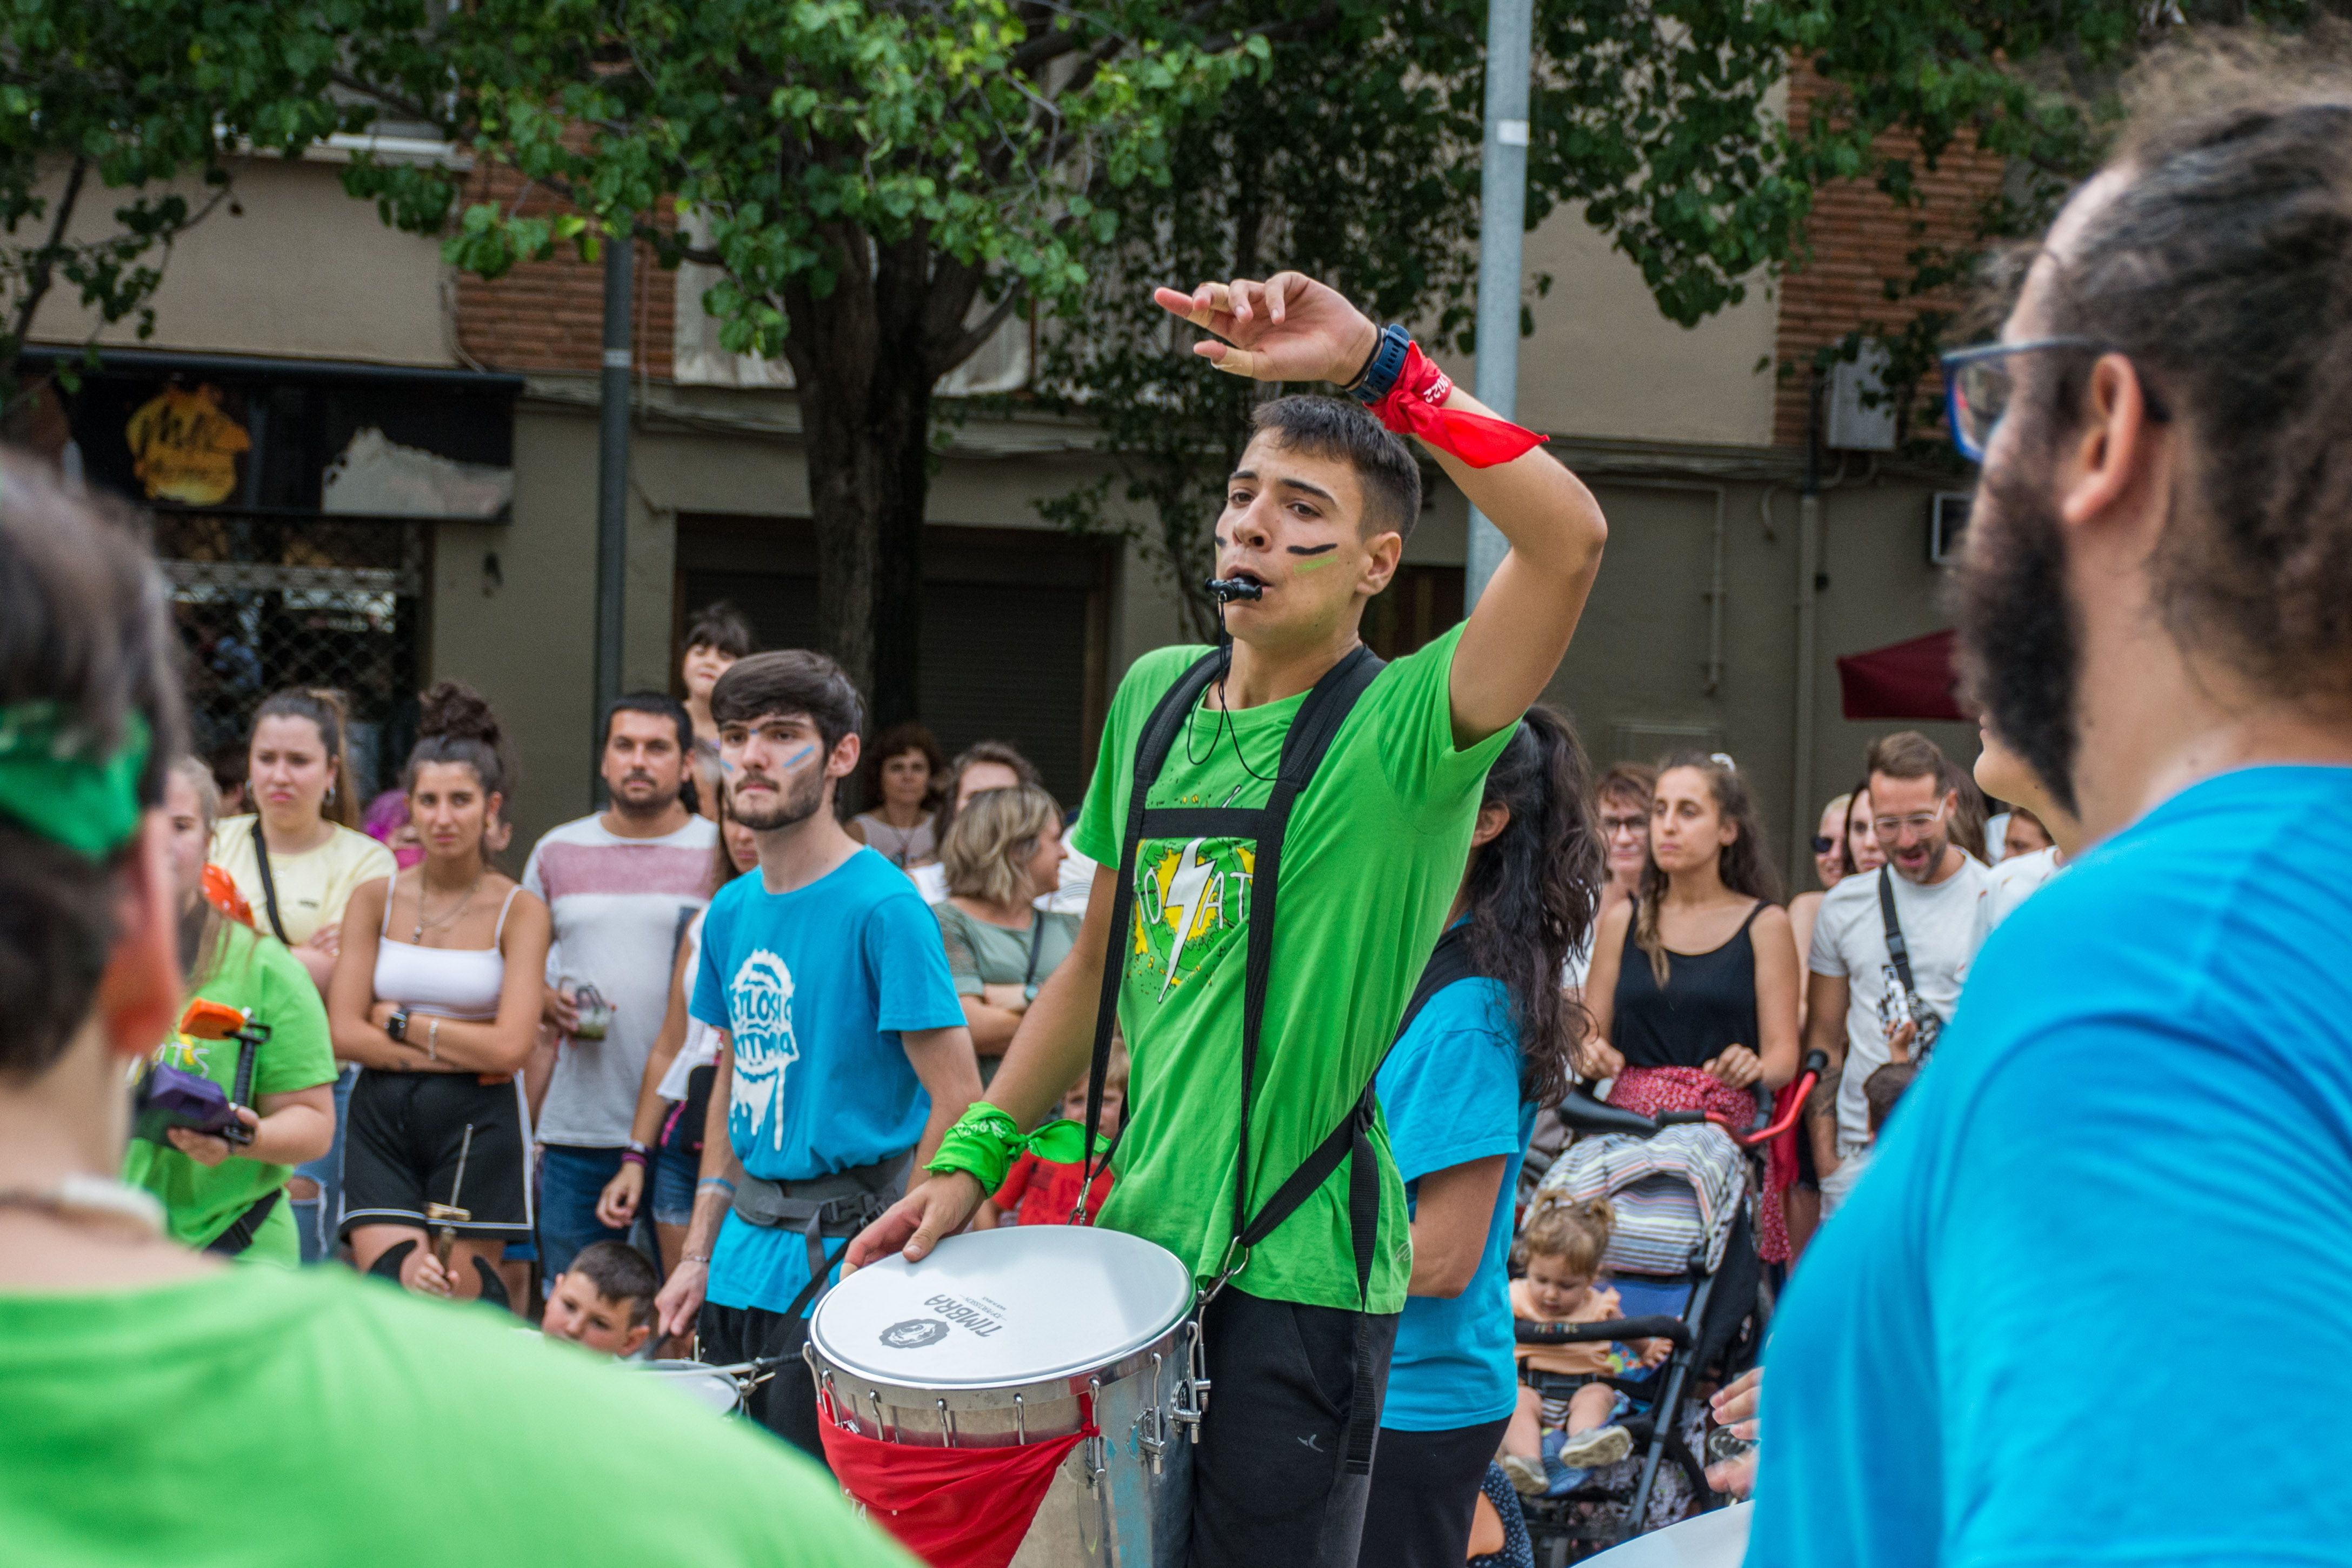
[1345,323,1414,406]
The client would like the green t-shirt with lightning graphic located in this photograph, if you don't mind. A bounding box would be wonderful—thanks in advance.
[1072,622,1513,1313]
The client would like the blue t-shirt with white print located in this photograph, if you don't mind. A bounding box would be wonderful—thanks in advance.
[690,847,965,1314]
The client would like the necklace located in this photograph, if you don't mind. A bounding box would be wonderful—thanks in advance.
[0,1173,166,1239]
[412,868,485,942]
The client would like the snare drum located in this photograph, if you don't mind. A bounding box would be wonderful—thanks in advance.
[637,1358,746,1418]
[806,1225,1202,1568]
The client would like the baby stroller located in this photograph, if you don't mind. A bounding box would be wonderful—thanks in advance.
[1513,1051,1824,1563]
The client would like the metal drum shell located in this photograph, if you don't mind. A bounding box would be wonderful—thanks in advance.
[811,1317,1183,1447]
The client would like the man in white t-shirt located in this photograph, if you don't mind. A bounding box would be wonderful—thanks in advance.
[1804,731,1990,1215]
[1972,718,2084,943]
[522,693,717,1281]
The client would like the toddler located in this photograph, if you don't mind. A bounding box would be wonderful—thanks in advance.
[976,1056,1125,1228]
[541,1240,657,1359]
[1499,1195,1669,1497]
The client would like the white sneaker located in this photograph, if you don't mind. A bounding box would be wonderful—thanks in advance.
[1500,1453,1549,1497]
[1555,1424,1634,1469]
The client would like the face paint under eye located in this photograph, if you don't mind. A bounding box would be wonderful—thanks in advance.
[776,744,816,770]
[1286,542,1338,557]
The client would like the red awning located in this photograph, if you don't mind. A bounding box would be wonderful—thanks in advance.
[1835,629,1966,722]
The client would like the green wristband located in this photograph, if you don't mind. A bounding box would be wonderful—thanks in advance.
[927,1103,1114,1195]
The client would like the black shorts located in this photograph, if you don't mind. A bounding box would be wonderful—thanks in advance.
[339,1068,533,1239]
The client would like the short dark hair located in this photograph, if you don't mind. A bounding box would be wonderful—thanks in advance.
[567,1240,659,1327]
[601,691,698,813]
[2023,37,2352,708]
[684,600,756,660]
[0,456,186,1078]
[1864,731,1948,786]
[861,722,947,812]
[602,691,692,757]
[1865,1060,1918,1135]
[709,650,865,754]
[1247,395,1422,541]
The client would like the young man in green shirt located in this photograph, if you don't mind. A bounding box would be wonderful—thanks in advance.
[852,270,1608,1565]
[0,459,910,1568]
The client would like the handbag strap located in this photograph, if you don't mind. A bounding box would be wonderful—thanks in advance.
[250,818,291,945]
[1876,865,1917,1000]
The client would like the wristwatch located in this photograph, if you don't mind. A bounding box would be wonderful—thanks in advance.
[385,1008,410,1043]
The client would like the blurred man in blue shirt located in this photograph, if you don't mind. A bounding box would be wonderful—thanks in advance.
[1749,38,2352,1568]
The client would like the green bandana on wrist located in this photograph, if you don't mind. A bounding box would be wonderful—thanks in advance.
[927,1102,1113,1195]
[0,702,152,860]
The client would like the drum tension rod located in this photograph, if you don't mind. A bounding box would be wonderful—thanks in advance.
[937,1398,956,1448]
[1014,1392,1027,1446]
[1137,1352,1169,1477]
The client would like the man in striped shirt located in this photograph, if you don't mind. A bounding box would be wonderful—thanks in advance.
[522,693,717,1282]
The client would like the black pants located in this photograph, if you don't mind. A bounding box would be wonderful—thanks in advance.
[697,1302,824,1470]
[1357,1417,1515,1568]
[1190,1285,1401,1568]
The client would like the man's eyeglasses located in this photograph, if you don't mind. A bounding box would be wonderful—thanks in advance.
[1871,805,1948,839]
[1939,337,2168,464]
[1601,813,1647,837]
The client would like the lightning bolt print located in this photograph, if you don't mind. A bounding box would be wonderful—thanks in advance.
[1158,838,1218,999]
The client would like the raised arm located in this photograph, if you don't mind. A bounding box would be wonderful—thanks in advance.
[1152,270,1607,746]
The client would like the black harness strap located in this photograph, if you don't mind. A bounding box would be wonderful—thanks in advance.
[1075,640,1395,1473]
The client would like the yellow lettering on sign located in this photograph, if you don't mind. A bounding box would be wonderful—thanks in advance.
[125,385,251,505]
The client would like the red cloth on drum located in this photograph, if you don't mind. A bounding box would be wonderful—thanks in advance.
[816,1391,1095,1568]
[1606,1066,1790,1264]
[992,1151,1115,1226]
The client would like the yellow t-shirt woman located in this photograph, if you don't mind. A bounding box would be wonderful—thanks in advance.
[209,816,396,949]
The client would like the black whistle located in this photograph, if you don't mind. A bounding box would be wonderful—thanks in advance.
[1204,577,1265,603]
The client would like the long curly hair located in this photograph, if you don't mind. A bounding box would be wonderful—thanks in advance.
[1461,704,1601,1106]
[1634,751,1781,986]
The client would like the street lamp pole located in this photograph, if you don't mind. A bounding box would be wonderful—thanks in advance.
[1464,0,1533,609]
[592,225,632,796]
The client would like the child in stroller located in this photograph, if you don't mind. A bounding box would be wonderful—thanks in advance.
[1499,1194,1671,1497]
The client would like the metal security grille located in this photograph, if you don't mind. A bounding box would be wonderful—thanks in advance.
[156,511,426,798]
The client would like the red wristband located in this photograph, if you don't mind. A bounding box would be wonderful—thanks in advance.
[1369,342,1547,469]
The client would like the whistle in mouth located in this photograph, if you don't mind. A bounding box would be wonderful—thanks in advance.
[1204,577,1265,603]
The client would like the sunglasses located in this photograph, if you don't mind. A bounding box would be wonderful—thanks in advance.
[1810,835,1837,856]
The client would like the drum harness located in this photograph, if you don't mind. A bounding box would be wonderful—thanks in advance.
[730,1150,916,1326]
[1071,636,1470,1480]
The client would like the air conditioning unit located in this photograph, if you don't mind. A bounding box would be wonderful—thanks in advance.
[1827,343,1898,452]
[1928,492,1972,565]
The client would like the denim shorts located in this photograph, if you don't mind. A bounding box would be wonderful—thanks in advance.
[650,1143,699,1227]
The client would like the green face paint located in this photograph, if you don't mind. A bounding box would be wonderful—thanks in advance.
[1290,553,1339,574]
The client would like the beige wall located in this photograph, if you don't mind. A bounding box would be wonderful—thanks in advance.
[1487,210,1780,448]
[28,157,450,366]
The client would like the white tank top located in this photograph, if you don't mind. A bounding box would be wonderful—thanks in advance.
[371,883,521,1021]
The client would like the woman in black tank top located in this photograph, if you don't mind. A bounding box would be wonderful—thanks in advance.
[1573,752,1803,1262]
[1573,753,1801,1093]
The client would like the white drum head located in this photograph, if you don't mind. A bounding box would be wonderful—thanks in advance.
[1581,1502,1750,1566]
[811,1226,1194,1389]
[638,1359,742,1416]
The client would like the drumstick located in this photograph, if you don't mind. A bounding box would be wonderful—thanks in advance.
[427,1123,476,1271]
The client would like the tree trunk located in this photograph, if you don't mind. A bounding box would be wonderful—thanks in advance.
[784,225,983,734]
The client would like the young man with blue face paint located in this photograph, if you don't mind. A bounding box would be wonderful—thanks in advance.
[652,650,982,1463]
[853,270,1610,1566]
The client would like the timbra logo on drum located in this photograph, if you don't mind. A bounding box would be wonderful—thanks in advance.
[879,1318,951,1349]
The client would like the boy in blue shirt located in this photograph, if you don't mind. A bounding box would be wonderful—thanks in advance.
[652,651,981,1462]
[1748,43,2352,1567]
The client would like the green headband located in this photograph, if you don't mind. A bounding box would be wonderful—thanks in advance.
[0,702,153,860]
